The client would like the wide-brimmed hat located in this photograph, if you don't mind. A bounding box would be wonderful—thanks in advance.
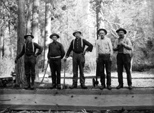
[116,28,127,34]
[73,31,82,36]
[97,29,107,35]
[24,35,34,39]
[50,33,60,39]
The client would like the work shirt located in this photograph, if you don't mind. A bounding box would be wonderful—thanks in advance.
[16,42,43,60]
[96,37,113,59]
[113,37,132,54]
[47,41,65,59]
[66,38,93,57]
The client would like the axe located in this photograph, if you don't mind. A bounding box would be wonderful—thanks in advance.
[93,61,99,87]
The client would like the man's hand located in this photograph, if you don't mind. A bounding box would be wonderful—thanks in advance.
[64,58,67,62]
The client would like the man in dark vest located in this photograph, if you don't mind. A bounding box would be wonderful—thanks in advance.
[48,33,65,89]
[15,35,43,90]
[113,28,133,90]
[65,31,93,89]
[96,29,113,90]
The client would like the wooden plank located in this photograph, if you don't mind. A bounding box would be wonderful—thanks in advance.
[0,93,154,110]
[1,88,154,95]
[47,76,154,79]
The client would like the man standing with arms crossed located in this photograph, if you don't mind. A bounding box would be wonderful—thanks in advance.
[114,28,133,90]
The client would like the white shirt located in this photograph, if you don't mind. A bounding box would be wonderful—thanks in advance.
[96,37,113,58]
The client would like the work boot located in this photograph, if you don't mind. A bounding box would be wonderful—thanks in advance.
[25,74,31,90]
[116,84,123,89]
[69,84,77,89]
[57,84,61,90]
[25,86,31,90]
[81,84,87,89]
[128,85,133,90]
[99,85,105,90]
[107,85,112,90]
[50,84,56,89]
[31,76,35,90]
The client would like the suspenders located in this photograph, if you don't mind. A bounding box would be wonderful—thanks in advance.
[25,42,34,53]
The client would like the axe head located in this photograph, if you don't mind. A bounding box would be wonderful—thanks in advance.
[92,78,99,87]
[61,84,68,89]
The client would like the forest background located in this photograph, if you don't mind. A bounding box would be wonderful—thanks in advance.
[0,0,154,85]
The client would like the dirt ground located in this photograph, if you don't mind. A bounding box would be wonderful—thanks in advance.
[38,71,154,88]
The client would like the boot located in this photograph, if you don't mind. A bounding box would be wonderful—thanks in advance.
[128,85,133,90]
[25,74,31,90]
[99,85,105,90]
[116,84,123,89]
[107,85,112,90]
[57,84,61,90]
[81,84,87,89]
[50,84,56,89]
[30,75,35,90]
[69,84,77,89]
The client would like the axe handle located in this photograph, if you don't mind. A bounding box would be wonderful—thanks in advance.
[63,61,66,86]
[40,63,48,83]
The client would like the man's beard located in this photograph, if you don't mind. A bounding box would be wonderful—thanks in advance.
[100,35,104,39]
[119,34,124,38]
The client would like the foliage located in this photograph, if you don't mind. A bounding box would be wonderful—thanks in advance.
[0,57,14,76]
[1,0,154,76]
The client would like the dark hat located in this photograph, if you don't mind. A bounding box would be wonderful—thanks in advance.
[73,31,82,36]
[97,29,107,35]
[116,28,127,34]
[50,33,60,39]
[24,35,34,39]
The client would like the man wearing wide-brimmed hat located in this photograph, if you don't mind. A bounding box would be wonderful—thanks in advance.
[113,28,133,90]
[48,33,65,89]
[96,28,113,90]
[15,34,43,90]
[65,31,93,89]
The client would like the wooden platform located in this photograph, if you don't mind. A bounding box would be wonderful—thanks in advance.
[0,88,154,111]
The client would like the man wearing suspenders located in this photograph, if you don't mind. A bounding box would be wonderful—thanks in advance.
[65,31,93,89]
[15,35,43,90]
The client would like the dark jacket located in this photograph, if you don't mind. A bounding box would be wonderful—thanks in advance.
[66,38,93,57]
[47,41,65,59]
[16,42,43,60]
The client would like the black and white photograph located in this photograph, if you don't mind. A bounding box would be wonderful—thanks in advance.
[0,0,154,113]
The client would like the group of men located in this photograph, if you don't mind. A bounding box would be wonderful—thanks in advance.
[15,28,133,90]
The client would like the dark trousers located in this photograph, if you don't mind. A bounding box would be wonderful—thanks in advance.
[49,58,61,86]
[72,52,85,85]
[24,55,36,87]
[98,54,111,86]
[117,53,132,86]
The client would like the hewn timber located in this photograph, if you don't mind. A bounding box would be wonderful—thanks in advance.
[0,88,154,110]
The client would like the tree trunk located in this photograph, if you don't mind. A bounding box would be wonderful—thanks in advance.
[16,0,26,86]
[32,0,39,43]
[96,0,101,39]
[26,0,33,34]
[44,0,51,69]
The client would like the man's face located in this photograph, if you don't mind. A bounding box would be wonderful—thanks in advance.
[75,32,81,38]
[118,31,125,37]
[52,36,58,41]
[26,36,32,42]
[99,30,106,39]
